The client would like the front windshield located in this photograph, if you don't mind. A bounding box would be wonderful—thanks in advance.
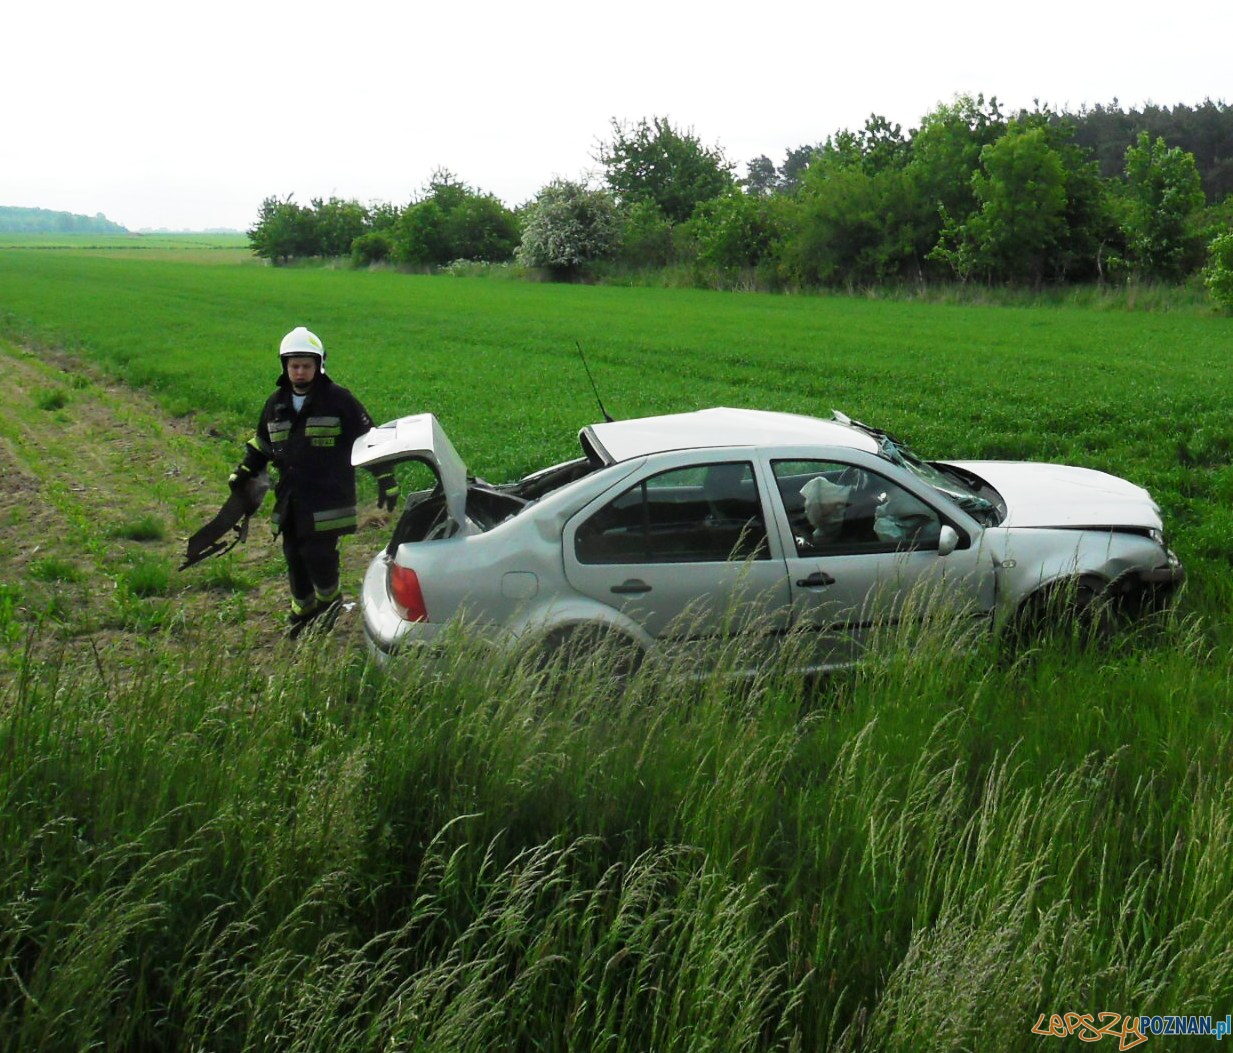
[839,414,1001,524]
[880,437,999,522]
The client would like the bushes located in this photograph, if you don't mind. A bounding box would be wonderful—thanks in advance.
[686,189,784,274]
[618,200,676,267]
[248,177,520,268]
[1204,230,1233,310]
[388,172,521,267]
[351,231,393,267]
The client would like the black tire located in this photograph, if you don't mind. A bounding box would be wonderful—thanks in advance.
[528,624,645,680]
[1010,575,1120,647]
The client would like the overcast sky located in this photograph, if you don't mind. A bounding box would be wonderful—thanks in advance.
[4,0,1228,232]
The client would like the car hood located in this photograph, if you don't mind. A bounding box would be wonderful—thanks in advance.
[944,460,1163,530]
[352,413,469,531]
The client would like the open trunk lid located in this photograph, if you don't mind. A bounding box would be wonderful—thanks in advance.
[352,413,469,534]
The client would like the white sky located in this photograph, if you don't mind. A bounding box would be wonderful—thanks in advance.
[3,0,1229,231]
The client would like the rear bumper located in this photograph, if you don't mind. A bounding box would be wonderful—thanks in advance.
[360,553,444,660]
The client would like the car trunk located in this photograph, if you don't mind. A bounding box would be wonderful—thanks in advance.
[352,412,601,550]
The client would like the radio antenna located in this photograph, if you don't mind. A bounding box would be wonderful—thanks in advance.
[577,341,614,422]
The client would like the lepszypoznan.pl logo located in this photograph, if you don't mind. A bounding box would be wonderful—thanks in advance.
[1032,1012,1232,1048]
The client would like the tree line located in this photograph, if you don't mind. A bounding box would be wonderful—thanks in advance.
[0,206,127,234]
[247,97,1233,306]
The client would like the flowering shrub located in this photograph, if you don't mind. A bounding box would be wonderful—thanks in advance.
[516,181,620,274]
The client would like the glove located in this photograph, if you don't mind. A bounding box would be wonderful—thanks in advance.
[228,465,252,491]
[376,473,400,512]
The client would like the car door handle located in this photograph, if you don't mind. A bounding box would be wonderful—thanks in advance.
[796,571,836,588]
[611,578,653,595]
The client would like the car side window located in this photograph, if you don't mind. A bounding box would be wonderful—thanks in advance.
[771,459,941,556]
[575,461,770,564]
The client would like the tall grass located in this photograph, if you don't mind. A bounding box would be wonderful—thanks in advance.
[4,604,1232,1051]
[3,249,1233,1048]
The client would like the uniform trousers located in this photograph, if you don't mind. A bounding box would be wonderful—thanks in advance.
[280,505,341,611]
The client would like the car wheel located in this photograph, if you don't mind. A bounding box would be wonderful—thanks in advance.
[1011,575,1120,647]
[527,624,645,681]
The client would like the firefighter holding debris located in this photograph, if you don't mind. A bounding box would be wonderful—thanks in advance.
[228,326,399,637]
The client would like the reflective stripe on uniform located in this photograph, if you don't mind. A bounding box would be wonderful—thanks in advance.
[248,435,273,457]
[314,583,341,604]
[304,416,342,437]
[267,422,292,443]
[290,594,317,616]
[312,506,357,531]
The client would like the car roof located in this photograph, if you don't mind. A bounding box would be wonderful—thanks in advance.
[581,407,880,464]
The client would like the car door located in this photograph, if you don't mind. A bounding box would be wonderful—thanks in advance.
[562,454,792,650]
[760,453,996,662]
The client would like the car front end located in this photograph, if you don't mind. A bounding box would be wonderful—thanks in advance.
[943,458,1185,620]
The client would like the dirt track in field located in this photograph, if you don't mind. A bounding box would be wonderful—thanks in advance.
[0,338,391,668]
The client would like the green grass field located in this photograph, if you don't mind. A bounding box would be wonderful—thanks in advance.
[2,247,1231,591]
[0,231,251,261]
[2,248,1232,1050]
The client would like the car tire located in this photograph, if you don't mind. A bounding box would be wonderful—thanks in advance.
[1011,575,1120,647]
[527,624,645,681]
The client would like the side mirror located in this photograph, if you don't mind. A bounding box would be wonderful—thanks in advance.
[937,525,959,556]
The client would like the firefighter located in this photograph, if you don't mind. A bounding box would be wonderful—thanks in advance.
[230,326,398,637]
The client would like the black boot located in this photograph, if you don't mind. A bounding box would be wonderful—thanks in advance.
[287,604,319,640]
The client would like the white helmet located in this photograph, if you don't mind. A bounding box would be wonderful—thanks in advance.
[279,326,326,373]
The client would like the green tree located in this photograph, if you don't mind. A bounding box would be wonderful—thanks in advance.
[392,199,449,264]
[1204,230,1233,309]
[744,155,778,196]
[516,180,620,275]
[442,193,521,262]
[778,161,918,286]
[777,144,821,194]
[598,116,736,223]
[0,206,126,233]
[1043,123,1117,283]
[934,123,1069,284]
[1122,132,1207,280]
[1071,99,1233,201]
[247,195,314,263]
[907,95,1007,269]
[815,114,910,175]
[351,231,393,267]
[686,189,785,275]
[368,201,402,232]
[391,171,519,265]
[618,200,676,267]
[311,197,370,258]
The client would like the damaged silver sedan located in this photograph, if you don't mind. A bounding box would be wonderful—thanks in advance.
[352,408,1184,669]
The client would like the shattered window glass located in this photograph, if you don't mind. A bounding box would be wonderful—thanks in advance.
[836,415,1001,524]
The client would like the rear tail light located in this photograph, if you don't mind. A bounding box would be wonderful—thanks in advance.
[389,563,429,622]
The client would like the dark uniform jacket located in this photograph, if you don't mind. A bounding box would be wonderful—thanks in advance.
[238,372,377,538]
